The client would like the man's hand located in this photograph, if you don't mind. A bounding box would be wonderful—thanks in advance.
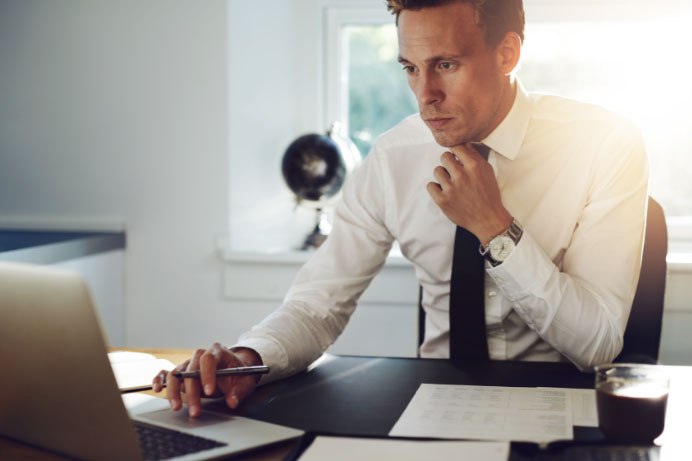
[152,343,263,418]
[426,143,512,246]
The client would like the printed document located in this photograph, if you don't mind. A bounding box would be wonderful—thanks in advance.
[540,387,598,427]
[389,384,573,443]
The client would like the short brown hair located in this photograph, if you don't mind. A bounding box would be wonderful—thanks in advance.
[386,0,525,47]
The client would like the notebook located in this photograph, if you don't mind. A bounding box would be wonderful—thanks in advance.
[0,262,303,460]
[108,350,176,391]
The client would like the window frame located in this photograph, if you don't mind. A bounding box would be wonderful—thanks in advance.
[321,1,393,136]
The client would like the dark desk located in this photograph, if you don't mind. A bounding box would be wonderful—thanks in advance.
[3,354,690,460]
[242,356,593,436]
[231,355,690,460]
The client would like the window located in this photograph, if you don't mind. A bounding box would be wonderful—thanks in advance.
[345,25,416,155]
[324,0,692,225]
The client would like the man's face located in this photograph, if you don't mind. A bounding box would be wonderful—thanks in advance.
[397,2,508,147]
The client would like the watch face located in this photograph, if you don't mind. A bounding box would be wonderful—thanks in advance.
[489,235,515,261]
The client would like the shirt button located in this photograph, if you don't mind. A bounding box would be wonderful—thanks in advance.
[487,291,497,298]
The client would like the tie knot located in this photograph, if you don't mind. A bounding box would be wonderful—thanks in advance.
[472,143,491,161]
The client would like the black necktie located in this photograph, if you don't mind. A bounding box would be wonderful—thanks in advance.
[449,143,490,363]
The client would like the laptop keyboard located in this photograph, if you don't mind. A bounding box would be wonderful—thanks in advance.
[133,421,227,461]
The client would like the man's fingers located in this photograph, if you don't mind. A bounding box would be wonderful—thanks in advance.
[439,151,465,178]
[426,181,444,203]
[152,369,169,393]
[163,344,263,417]
[184,349,206,418]
[200,347,222,397]
[224,376,257,409]
[452,143,487,167]
[166,361,188,411]
[432,166,452,189]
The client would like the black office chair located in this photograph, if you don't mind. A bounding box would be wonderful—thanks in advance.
[615,196,668,363]
[418,197,668,363]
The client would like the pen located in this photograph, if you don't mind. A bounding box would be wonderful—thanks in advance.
[172,365,270,379]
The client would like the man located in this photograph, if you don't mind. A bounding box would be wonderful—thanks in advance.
[154,0,648,419]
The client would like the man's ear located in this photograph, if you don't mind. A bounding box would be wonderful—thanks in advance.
[496,32,521,76]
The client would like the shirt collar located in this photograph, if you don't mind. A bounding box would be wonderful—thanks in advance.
[481,79,531,161]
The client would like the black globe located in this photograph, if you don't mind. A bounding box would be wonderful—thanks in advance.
[281,133,347,203]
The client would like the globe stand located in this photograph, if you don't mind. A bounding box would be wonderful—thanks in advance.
[302,208,332,250]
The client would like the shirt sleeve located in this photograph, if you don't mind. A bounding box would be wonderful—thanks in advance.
[233,147,395,384]
[487,119,649,371]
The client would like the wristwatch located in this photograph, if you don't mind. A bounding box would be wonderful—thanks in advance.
[479,218,523,267]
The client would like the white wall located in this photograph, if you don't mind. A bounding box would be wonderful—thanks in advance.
[0,0,235,348]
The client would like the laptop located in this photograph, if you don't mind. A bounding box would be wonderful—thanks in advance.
[0,262,303,460]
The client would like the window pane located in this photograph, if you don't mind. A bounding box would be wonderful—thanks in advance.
[346,24,417,156]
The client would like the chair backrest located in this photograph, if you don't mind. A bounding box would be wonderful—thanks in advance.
[418,287,425,355]
[418,197,668,363]
[615,196,668,363]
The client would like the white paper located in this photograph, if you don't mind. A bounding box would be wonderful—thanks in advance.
[389,384,573,443]
[540,387,598,427]
[298,436,509,461]
[108,352,175,391]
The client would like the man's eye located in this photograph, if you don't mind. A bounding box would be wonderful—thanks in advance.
[402,66,415,74]
[440,62,453,70]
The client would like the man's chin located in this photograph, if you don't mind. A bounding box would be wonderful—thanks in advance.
[422,118,472,147]
[429,130,465,148]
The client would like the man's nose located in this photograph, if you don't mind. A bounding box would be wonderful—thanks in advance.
[417,72,443,106]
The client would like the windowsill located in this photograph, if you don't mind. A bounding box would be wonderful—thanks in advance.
[666,236,692,273]
[667,253,692,273]
[223,248,692,273]
[223,246,412,268]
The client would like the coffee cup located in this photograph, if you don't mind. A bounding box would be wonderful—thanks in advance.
[595,363,669,442]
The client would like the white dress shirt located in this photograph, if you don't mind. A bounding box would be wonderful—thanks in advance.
[235,81,649,384]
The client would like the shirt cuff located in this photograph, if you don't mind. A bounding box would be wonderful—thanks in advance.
[486,230,556,303]
[231,336,290,386]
